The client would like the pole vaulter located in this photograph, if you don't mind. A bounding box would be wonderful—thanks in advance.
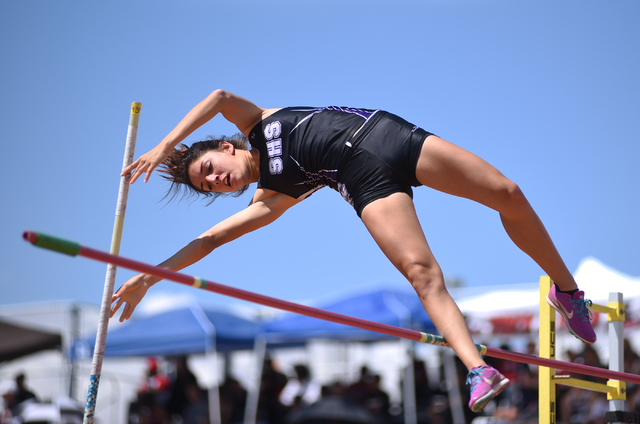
[22,230,640,386]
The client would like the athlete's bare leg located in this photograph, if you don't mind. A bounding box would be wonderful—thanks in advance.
[361,193,486,371]
[414,135,577,291]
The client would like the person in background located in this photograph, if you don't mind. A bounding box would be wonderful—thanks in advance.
[166,356,200,423]
[13,373,36,406]
[258,357,288,424]
[279,364,320,412]
[133,357,172,424]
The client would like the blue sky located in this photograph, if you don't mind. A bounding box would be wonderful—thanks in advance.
[2,1,638,314]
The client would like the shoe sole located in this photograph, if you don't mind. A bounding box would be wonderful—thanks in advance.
[470,378,510,413]
[546,296,595,344]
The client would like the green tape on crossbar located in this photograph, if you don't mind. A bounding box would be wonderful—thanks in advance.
[25,231,81,256]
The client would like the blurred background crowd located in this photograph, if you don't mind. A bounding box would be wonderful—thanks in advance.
[5,338,636,424]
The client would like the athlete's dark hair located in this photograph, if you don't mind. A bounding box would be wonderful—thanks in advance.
[158,133,250,205]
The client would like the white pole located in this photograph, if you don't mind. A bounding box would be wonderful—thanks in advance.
[83,102,140,424]
[608,292,625,415]
[190,303,222,424]
[244,335,267,424]
[443,349,466,424]
[401,339,417,424]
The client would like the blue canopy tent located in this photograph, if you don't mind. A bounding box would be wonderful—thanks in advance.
[262,286,437,344]
[77,302,261,424]
[79,303,261,357]
[244,287,439,424]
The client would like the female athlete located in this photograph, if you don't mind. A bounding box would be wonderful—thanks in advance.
[109,89,595,412]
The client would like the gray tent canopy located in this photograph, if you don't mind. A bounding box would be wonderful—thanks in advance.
[0,318,62,362]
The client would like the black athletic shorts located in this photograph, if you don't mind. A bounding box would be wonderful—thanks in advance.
[338,112,433,217]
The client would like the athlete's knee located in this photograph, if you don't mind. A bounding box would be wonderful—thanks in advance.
[404,261,446,300]
[491,178,529,216]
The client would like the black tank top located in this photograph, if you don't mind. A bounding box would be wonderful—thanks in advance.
[248,106,381,199]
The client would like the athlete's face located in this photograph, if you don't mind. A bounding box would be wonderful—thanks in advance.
[188,143,246,193]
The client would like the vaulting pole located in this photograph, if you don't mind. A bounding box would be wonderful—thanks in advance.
[82,102,140,424]
[23,230,640,386]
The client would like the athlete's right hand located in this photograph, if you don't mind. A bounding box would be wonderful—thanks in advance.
[122,143,171,184]
[110,274,155,322]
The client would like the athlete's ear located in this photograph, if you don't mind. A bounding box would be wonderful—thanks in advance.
[219,141,235,154]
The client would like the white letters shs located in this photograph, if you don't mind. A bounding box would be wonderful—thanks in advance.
[264,121,283,175]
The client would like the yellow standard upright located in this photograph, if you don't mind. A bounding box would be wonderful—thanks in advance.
[538,276,627,424]
[539,276,556,424]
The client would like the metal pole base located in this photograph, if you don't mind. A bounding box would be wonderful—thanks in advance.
[606,411,640,424]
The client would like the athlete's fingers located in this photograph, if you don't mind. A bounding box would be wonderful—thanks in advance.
[119,304,129,322]
[122,302,136,322]
[121,157,143,181]
[121,160,136,177]
[129,165,144,184]
[127,158,151,184]
[127,160,155,184]
[110,298,124,318]
[143,167,154,183]
[112,284,124,301]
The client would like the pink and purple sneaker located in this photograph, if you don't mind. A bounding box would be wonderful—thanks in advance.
[546,284,596,344]
[466,365,510,413]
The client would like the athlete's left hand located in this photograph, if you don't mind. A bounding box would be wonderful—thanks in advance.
[110,273,154,322]
[122,143,171,184]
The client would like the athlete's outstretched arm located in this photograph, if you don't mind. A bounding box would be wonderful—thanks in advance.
[110,189,301,321]
[123,89,268,184]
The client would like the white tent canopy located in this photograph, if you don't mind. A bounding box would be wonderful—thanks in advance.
[455,257,640,335]
[573,257,640,302]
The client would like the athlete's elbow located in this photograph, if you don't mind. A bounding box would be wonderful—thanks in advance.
[197,234,220,254]
[210,89,230,103]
